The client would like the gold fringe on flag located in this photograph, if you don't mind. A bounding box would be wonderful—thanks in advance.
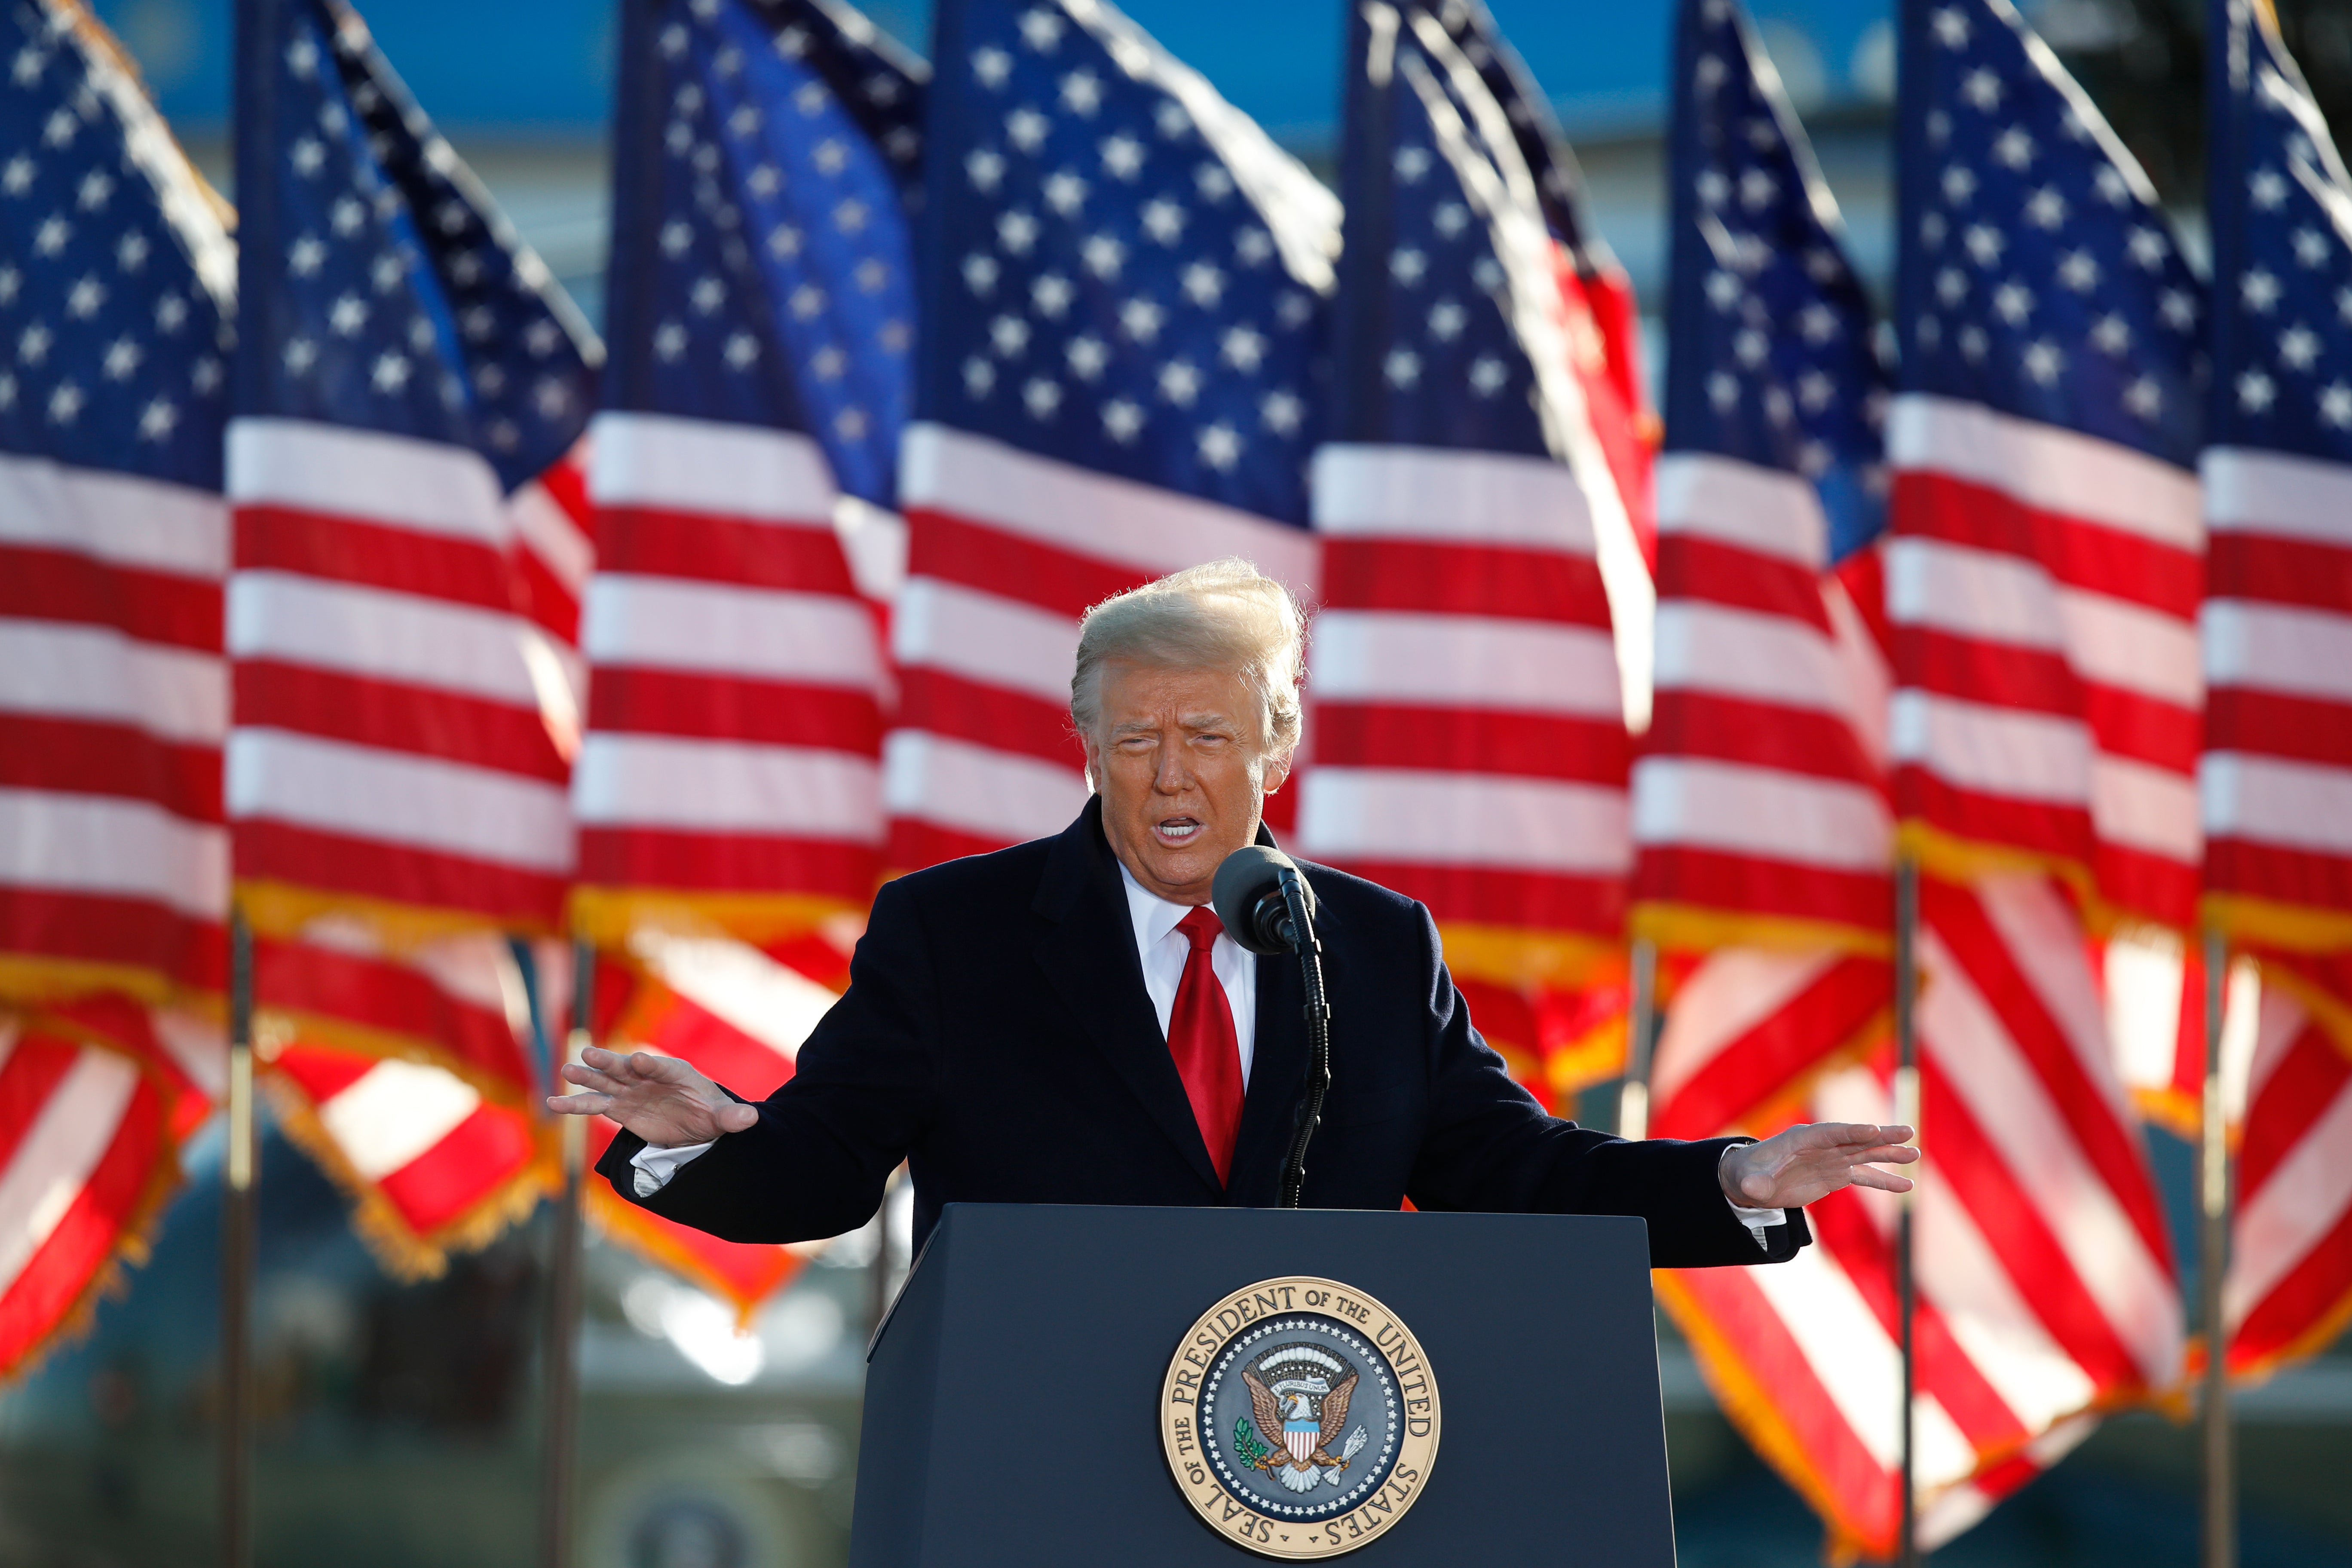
[258,1067,557,1282]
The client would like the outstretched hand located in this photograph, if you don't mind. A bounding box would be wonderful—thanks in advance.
[1718,1122,1917,1211]
[545,1044,760,1149]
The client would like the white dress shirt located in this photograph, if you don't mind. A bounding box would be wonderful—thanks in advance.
[631,862,1788,1239]
[1118,861,1256,1085]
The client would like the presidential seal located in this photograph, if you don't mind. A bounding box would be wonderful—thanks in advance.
[1160,1277,1439,1559]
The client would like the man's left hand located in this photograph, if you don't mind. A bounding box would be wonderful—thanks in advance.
[1718,1122,1918,1211]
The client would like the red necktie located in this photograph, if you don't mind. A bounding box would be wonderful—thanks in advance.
[1168,906,1245,1185]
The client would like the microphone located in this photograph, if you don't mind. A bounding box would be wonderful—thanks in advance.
[1211,845,1317,955]
[1210,845,1330,1210]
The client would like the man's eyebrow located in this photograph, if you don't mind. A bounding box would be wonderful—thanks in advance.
[1106,710,1237,735]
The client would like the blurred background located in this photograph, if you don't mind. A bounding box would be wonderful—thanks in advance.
[6,2,2352,1564]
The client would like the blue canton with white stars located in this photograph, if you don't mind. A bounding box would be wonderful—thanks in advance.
[918,0,1332,527]
[1897,0,2205,469]
[2208,5,2352,459]
[1423,0,1610,271]
[1334,14,1547,458]
[626,0,922,508]
[1666,0,1889,564]
[0,1,233,491]
[243,2,595,493]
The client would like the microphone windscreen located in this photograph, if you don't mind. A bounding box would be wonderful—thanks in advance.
[1211,845,1304,955]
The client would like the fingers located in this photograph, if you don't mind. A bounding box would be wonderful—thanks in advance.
[544,1091,612,1117]
[716,1101,760,1134]
[578,1045,689,1081]
[1846,1166,1916,1194]
[1808,1122,1914,1148]
[560,1060,623,1093]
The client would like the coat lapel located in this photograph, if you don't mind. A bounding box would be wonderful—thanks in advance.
[1030,798,1223,1193]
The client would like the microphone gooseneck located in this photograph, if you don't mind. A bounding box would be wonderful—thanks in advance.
[1210,846,1331,1209]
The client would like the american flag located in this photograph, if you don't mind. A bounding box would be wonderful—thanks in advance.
[1418,0,1660,569]
[0,0,231,1377]
[0,0,233,1008]
[1648,3,2184,1556]
[228,0,596,944]
[2202,2,2352,963]
[2204,0,2352,1387]
[885,0,1329,868]
[586,930,843,1317]
[567,0,917,1312]
[228,0,600,1264]
[570,0,920,953]
[1640,0,1893,1139]
[2228,961,2352,1378]
[1889,0,2206,928]
[258,934,559,1277]
[1295,0,1645,1002]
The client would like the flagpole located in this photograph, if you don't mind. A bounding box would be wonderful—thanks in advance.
[221,911,256,1568]
[1619,937,1657,1139]
[2199,927,2234,1568]
[1893,858,1920,1568]
[538,939,593,1568]
[224,0,276,1540]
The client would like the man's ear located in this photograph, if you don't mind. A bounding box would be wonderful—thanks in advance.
[1261,751,1293,796]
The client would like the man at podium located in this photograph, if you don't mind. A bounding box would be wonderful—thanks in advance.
[551,560,1914,1268]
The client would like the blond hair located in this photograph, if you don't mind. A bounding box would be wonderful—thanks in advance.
[1070,558,1305,763]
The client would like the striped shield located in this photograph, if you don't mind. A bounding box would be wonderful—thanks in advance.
[1283,1421,1320,1467]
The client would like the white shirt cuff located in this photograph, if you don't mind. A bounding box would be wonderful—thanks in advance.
[1718,1144,1789,1248]
[1730,1200,1789,1247]
[629,1138,717,1198]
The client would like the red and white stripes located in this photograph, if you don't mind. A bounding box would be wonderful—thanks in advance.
[0,456,230,1001]
[1296,444,1629,957]
[1888,396,2204,927]
[0,1017,176,1378]
[1648,946,1890,1142]
[886,425,1318,869]
[570,412,886,943]
[509,444,596,653]
[226,419,574,936]
[585,930,838,1318]
[255,930,557,1277]
[1655,870,2182,1561]
[2201,448,2352,946]
[2226,980,2352,1378]
[270,1047,546,1268]
[1635,453,1893,949]
[505,443,596,760]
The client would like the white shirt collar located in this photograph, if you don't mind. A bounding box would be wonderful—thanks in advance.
[1118,858,1203,949]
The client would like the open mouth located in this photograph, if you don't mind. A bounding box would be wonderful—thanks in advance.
[1152,815,1204,846]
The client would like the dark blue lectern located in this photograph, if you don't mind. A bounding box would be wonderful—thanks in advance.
[851,1204,1677,1565]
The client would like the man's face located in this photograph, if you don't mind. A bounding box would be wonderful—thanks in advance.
[1082,661,1290,905]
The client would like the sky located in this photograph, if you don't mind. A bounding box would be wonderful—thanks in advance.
[93,0,1902,142]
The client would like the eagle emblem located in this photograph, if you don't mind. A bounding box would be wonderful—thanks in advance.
[1240,1346,1371,1494]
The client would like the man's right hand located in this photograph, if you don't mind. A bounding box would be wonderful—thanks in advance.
[545,1044,760,1148]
